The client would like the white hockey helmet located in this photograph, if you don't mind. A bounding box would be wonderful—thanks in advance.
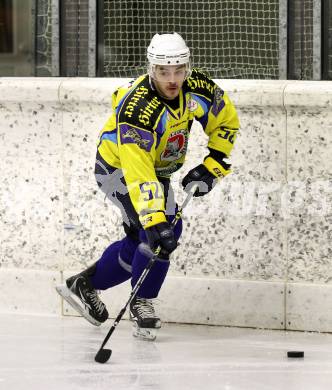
[147,32,190,66]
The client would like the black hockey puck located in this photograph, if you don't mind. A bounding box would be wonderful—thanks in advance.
[287,351,304,358]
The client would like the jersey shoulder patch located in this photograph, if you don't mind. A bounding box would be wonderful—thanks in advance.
[119,124,155,152]
[118,75,164,131]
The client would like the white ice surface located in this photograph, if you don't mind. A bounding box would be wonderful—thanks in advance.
[1,313,332,390]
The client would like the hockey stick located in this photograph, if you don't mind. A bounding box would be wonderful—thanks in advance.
[95,185,197,364]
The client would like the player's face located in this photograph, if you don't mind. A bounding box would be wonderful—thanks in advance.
[152,64,187,100]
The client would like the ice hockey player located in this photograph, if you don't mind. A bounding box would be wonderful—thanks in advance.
[56,32,239,340]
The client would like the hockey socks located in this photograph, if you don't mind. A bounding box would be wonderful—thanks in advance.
[131,245,170,298]
[90,235,170,299]
[90,237,138,290]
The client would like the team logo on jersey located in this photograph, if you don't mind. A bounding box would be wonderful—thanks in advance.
[161,130,188,161]
[188,98,198,112]
[120,124,154,152]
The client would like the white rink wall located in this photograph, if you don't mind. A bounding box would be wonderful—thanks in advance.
[0,78,331,332]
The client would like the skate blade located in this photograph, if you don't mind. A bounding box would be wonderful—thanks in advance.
[55,284,101,327]
[132,323,158,341]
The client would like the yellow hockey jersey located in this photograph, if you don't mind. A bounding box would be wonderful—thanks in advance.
[97,68,239,226]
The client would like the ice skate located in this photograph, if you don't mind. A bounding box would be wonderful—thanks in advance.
[55,265,108,326]
[130,296,161,341]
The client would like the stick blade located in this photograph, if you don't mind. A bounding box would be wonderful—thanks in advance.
[95,348,112,364]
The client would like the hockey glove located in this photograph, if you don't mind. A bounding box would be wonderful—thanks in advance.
[145,221,177,259]
[182,155,231,197]
[140,212,178,258]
